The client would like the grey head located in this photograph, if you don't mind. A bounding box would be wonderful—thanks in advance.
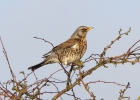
[71,26,93,39]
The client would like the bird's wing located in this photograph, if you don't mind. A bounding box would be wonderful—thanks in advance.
[43,38,79,57]
[42,51,52,57]
[52,38,80,52]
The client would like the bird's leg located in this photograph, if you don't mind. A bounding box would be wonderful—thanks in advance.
[66,64,74,90]
[73,60,84,70]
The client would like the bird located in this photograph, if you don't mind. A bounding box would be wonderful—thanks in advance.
[28,26,93,71]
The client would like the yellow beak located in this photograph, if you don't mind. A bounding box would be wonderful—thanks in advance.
[87,27,93,31]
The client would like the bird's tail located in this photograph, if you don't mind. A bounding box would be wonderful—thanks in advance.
[28,60,46,71]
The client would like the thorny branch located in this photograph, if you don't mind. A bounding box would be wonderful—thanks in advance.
[79,67,96,100]
[118,82,130,100]
[87,80,131,88]
[100,27,131,57]
[0,37,16,87]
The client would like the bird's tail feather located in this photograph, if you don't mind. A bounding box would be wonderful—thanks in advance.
[28,61,46,71]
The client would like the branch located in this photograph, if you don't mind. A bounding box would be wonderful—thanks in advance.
[0,37,16,87]
[100,27,131,57]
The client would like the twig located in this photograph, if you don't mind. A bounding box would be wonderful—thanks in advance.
[118,82,130,100]
[78,68,96,100]
[100,27,131,57]
[87,80,131,88]
[34,37,54,47]
[0,37,16,86]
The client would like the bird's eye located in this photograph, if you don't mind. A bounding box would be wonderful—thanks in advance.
[81,28,86,31]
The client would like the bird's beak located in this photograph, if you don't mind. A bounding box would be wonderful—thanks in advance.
[87,27,93,31]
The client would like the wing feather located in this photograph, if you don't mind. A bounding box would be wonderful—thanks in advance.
[43,38,80,57]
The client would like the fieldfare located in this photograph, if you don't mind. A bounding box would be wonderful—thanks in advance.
[28,26,93,71]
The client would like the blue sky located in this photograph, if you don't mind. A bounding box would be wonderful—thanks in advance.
[0,0,140,100]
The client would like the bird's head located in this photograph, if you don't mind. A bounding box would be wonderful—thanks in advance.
[71,26,93,39]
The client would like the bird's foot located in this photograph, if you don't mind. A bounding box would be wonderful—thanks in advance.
[73,60,84,70]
